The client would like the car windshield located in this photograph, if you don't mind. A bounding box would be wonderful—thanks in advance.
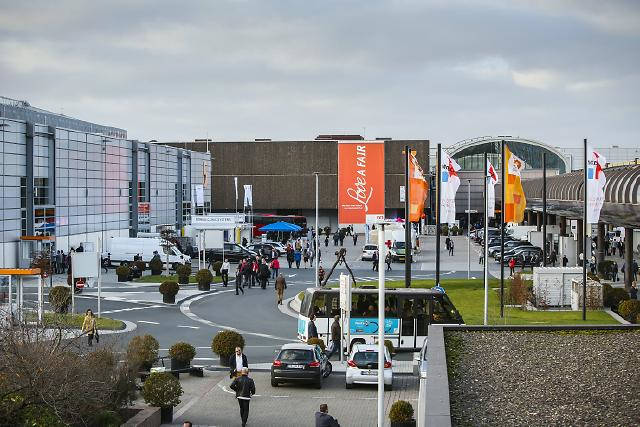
[278,349,314,362]
[353,351,387,364]
[394,242,405,249]
[364,245,376,251]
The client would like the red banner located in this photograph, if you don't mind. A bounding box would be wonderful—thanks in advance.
[338,141,385,224]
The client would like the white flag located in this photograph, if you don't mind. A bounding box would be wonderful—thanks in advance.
[243,184,253,208]
[440,152,461,225]
[586,146,606,224]
[234,177,238,201]
[487,161,498,218]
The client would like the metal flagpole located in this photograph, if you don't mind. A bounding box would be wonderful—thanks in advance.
[377,223,386,427]
[483,152,489,325]
[500,140,506,318]
[98,236,102,318]
[583,138,587,321]
[405,146,411,288]
[436,144,442,287]
[543,153,547,266]
[315,172,319,287]
[467,179,471,279]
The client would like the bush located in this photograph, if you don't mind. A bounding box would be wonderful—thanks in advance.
[149,258,163,273]
[176,264,191,279]
[211,330,245,359]
[168,342,196,362]
[587,272,601,282]
[142,372,183,409]
[196,268,214,285]
[88,410,122,427]
[384,339,395,356]
[48,286,71,313]
[307,337,325,351]
[597,260,614,278]
[450,225,460,235]
[441,224,449,236]
[604,286,629,309]
[508,273,529,308]
[618,300,640,323]
[126,335,159,370]
[389,400,414,422]
[212,261,223,275]
[116,265,130,277]
[159,281,179,297]
[134,260,146,272]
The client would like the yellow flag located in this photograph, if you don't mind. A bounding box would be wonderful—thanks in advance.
[504,146,526,223]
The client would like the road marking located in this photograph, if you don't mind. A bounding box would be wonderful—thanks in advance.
[287,274,297,278]
[138,320,160,325]
[177,325,200,329]
[193,357,217,361]
[180,292,296,342]
[101,305,163,314]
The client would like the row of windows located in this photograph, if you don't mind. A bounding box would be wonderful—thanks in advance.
[0,143,27,154]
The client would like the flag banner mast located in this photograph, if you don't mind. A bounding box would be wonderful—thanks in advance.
[583,138,588,321]
[436,144,441,287]
[404,145,411,288]
[483,152,489,325]
[500,140,505,318]
[543,152,547,266]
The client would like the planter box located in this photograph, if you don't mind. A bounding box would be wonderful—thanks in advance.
[170,358,190,371]
[162,294,176,304]
[178,276,189,285]
[151,269,162,276]
[120,406,160,427]
[118,275,128,282]
[160,406,173,424]
[219,355,230,367]
[198,282,211,291]
[391,420,416,427]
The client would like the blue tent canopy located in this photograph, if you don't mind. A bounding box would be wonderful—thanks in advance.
[259,221,302,232]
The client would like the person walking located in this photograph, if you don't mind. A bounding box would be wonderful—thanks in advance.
[633,259,639,281]
[286,245,294,268]
[385,252,392,271]
[229,346,249,378]
[275,273,287,305]
[479,250,484,265]
[270,257,280,279]
[251,258,259,287]
[235,263,244,295]
[324,235,329,247]
[372,250,378,271]
[81,309,97,347]
[294,248,302,269]
[562,255,568,267]
[613,261,619,282]
[338,231,344,246]
[221,258,230,287]
[326,316,341,360]
[56,250,63,274]
[353,233,358,246]
[445,236,451,253]
[318,265,325,285]
[259,259,270,289]
[230,368,255,427]
[508,257,516,276]
[449,239,455,256]
[333,232,339,246]
[303,247,310,268]
[315,403,340,427]
[308,314,319,339]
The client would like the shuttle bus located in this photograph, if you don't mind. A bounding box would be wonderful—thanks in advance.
[297,287,463,350]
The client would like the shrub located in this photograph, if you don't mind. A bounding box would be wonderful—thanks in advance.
[384,339,395,356]
[116,265,130,277]
[604,287,629,309]
[508,273,529,308]
[389,400,414,422]
[212,261,223,275]
[211,330,245,359]
[450,225,460,235]
[159,281,179,297]
[134,260,146,272]
[587,272,601,282]
[618,300,640,323]
[126,335,159,370]
[88,410,122,427]
[149,258,163,272]
[441,224,449,236]
[196,268,214,285]
[48,286,71,313]
[142,372,183,409]
[168,342,196,362]
[307,337,325,351]
[597,260,614,279]
[176,264,191,278]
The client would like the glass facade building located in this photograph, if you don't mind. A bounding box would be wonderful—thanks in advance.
[0,103,210,267]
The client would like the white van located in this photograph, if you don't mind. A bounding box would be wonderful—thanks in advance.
[105,237,190,268]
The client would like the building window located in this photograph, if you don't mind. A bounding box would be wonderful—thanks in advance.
[34,178,50,206]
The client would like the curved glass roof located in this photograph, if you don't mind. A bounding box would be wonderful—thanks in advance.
[449,140,567,173]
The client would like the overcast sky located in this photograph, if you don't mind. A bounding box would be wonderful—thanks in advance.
[1,0,638,148]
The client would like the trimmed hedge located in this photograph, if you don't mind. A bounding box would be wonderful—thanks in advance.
[618,300,640,323]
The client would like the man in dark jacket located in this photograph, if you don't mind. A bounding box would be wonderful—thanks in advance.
[230,368,255,427]
[326,315,341,359]
[315,403,340,427]
[259,259,270,289]
[308,314,318,339]
[229,346,249,378]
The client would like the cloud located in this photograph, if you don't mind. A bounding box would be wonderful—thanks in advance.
[512,69,562,90]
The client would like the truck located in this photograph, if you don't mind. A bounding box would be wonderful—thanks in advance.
[105,237,190,268]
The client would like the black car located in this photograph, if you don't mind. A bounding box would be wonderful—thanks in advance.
[246,243,280,259]
[207,243,257,262]
[271,343,332,389]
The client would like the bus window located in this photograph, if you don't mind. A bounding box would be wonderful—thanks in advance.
[351,294,378,318]
[326,293,340,317]
[415,297,430,336]
[300,291,313,317]
[431,296,454,324]
[312,293,327,317]
[399,296,415,336]
[384,295,398,318]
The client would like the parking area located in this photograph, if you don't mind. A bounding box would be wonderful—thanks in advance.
[168,370,419,427]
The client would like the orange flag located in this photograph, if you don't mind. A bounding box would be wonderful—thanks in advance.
[409,152,428,222]
[504,146,526,223]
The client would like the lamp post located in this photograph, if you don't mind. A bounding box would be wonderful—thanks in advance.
[315,172,319,287]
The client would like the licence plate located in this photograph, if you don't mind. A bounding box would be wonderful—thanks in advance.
[362,370,377,376]
[288,364,304,369]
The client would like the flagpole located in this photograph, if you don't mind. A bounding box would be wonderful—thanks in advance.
[543,152,547,266]
[500,139,505,319]
[483,152,489,325]
[405,145,411,288]
[583,138,587,321]
[436,144,441,287]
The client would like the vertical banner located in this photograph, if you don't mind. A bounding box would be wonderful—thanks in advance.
[487,161,498,218]
[409,152,428,222]
[195,184,204,207]
[504,146,526,223]
[338,141,385,224]
[440,152,461,225]
[586,146,606,224]
[243,184,253,208]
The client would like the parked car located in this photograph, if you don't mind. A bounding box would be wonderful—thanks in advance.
[495,246,542,262]
[414,338,428,379]
[247,243,280,258]
[345,344,393,391]
[206,243,257,262]
[265,241,287,254]
[271,343,332,389]
[361,244,378,261]
[489,241,533,257]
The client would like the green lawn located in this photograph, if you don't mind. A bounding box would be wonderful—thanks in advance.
[355,278,618,326]
[133,274,223,284]
[27,312,125,330]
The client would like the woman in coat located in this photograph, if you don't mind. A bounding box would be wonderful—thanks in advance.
[81,309,97,347]
[294,249,302,269]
